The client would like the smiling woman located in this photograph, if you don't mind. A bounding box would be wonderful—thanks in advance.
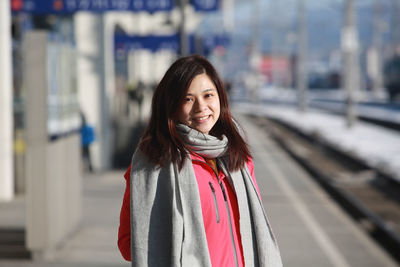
[178,73,220,135]
[117,55,283,267]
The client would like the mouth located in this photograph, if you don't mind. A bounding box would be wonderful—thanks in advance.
[193,115,211,123]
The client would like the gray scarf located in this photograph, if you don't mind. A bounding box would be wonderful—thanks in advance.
[130,124,282,267]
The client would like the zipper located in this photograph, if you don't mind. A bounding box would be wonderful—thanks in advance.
[219,181,239,267]
[193,158,239,267]
[208,182,220,223]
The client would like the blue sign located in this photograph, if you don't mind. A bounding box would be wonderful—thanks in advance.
[115,34,180,53]
[114,32,230,55]
[11,0,173,14]
[191,0,219,12]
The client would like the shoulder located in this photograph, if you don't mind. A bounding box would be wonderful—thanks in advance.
[244,156,255,179]
[123,165,131,181]
[245,157,254,171]
[131,149,165,174]
[123,149,162,183]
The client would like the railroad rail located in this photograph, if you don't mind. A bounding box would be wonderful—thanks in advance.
[248,115,400,263]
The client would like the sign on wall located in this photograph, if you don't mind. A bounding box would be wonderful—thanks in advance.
[191,0,219,12]
[114,32,229,56]
[11,0,174,14]
[114,34,180,53]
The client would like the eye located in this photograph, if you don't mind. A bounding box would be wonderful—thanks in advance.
[184,97,193,102]
[205,93,214,98]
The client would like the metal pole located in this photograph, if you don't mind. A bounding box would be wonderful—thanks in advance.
[252,0,260,53]
[0,0,14,201]
[370,0,383,98]
[392,0,400,55]
[223,0,234,32]
[296,0,308,112]
[269,1,279,88]
[179,0,188,56]
[342,0,359,128]
[253,0,261,102]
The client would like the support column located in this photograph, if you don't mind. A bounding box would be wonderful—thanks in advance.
[0,0,14,201]
[25,31,81,258]
[75,13,106,171]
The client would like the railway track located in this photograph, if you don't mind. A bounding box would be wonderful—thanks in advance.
[248,115,400,263]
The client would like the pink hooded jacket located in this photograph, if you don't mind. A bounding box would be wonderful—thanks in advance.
[118,153,260,266]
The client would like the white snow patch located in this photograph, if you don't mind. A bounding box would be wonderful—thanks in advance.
[234,102,400,182]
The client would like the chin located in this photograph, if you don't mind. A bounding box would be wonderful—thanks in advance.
[191,126,208,134]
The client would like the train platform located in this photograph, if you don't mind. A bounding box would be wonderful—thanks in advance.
[0,112,398,267]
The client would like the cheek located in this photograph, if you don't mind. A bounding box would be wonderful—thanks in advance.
[212,100,221,113]
[179,105,191,121]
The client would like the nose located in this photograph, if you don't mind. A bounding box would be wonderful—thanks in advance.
[193,98,206,112]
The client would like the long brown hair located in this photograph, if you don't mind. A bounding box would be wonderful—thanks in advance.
[138,55,251,171]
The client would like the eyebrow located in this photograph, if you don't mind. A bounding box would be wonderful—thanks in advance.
[186,88,216,96]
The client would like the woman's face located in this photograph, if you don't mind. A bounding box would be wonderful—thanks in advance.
[178,73,220,134]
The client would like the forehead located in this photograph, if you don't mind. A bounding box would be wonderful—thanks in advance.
[187,73,216,93]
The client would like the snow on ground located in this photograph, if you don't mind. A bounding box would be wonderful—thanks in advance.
[233,102,400,182]
[240,87,400,123]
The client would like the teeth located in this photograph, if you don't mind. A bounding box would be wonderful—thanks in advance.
[196,116,209,121]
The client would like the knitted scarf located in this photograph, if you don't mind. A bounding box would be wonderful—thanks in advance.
[130,124,282,267]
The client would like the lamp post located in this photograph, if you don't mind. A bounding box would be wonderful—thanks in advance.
[179,0,188,56]
[296,0,308,112]
[370,0,383,99]
[342,0,360,128]
[392,0,400,55]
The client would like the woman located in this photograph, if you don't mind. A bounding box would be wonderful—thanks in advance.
[118,55,282,267]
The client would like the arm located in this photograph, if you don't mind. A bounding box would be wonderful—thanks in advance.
[118,166,132,261]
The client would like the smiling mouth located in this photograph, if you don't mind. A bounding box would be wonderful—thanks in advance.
[193,115,210,122]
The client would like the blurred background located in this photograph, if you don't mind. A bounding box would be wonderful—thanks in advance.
[1,0,400,266]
